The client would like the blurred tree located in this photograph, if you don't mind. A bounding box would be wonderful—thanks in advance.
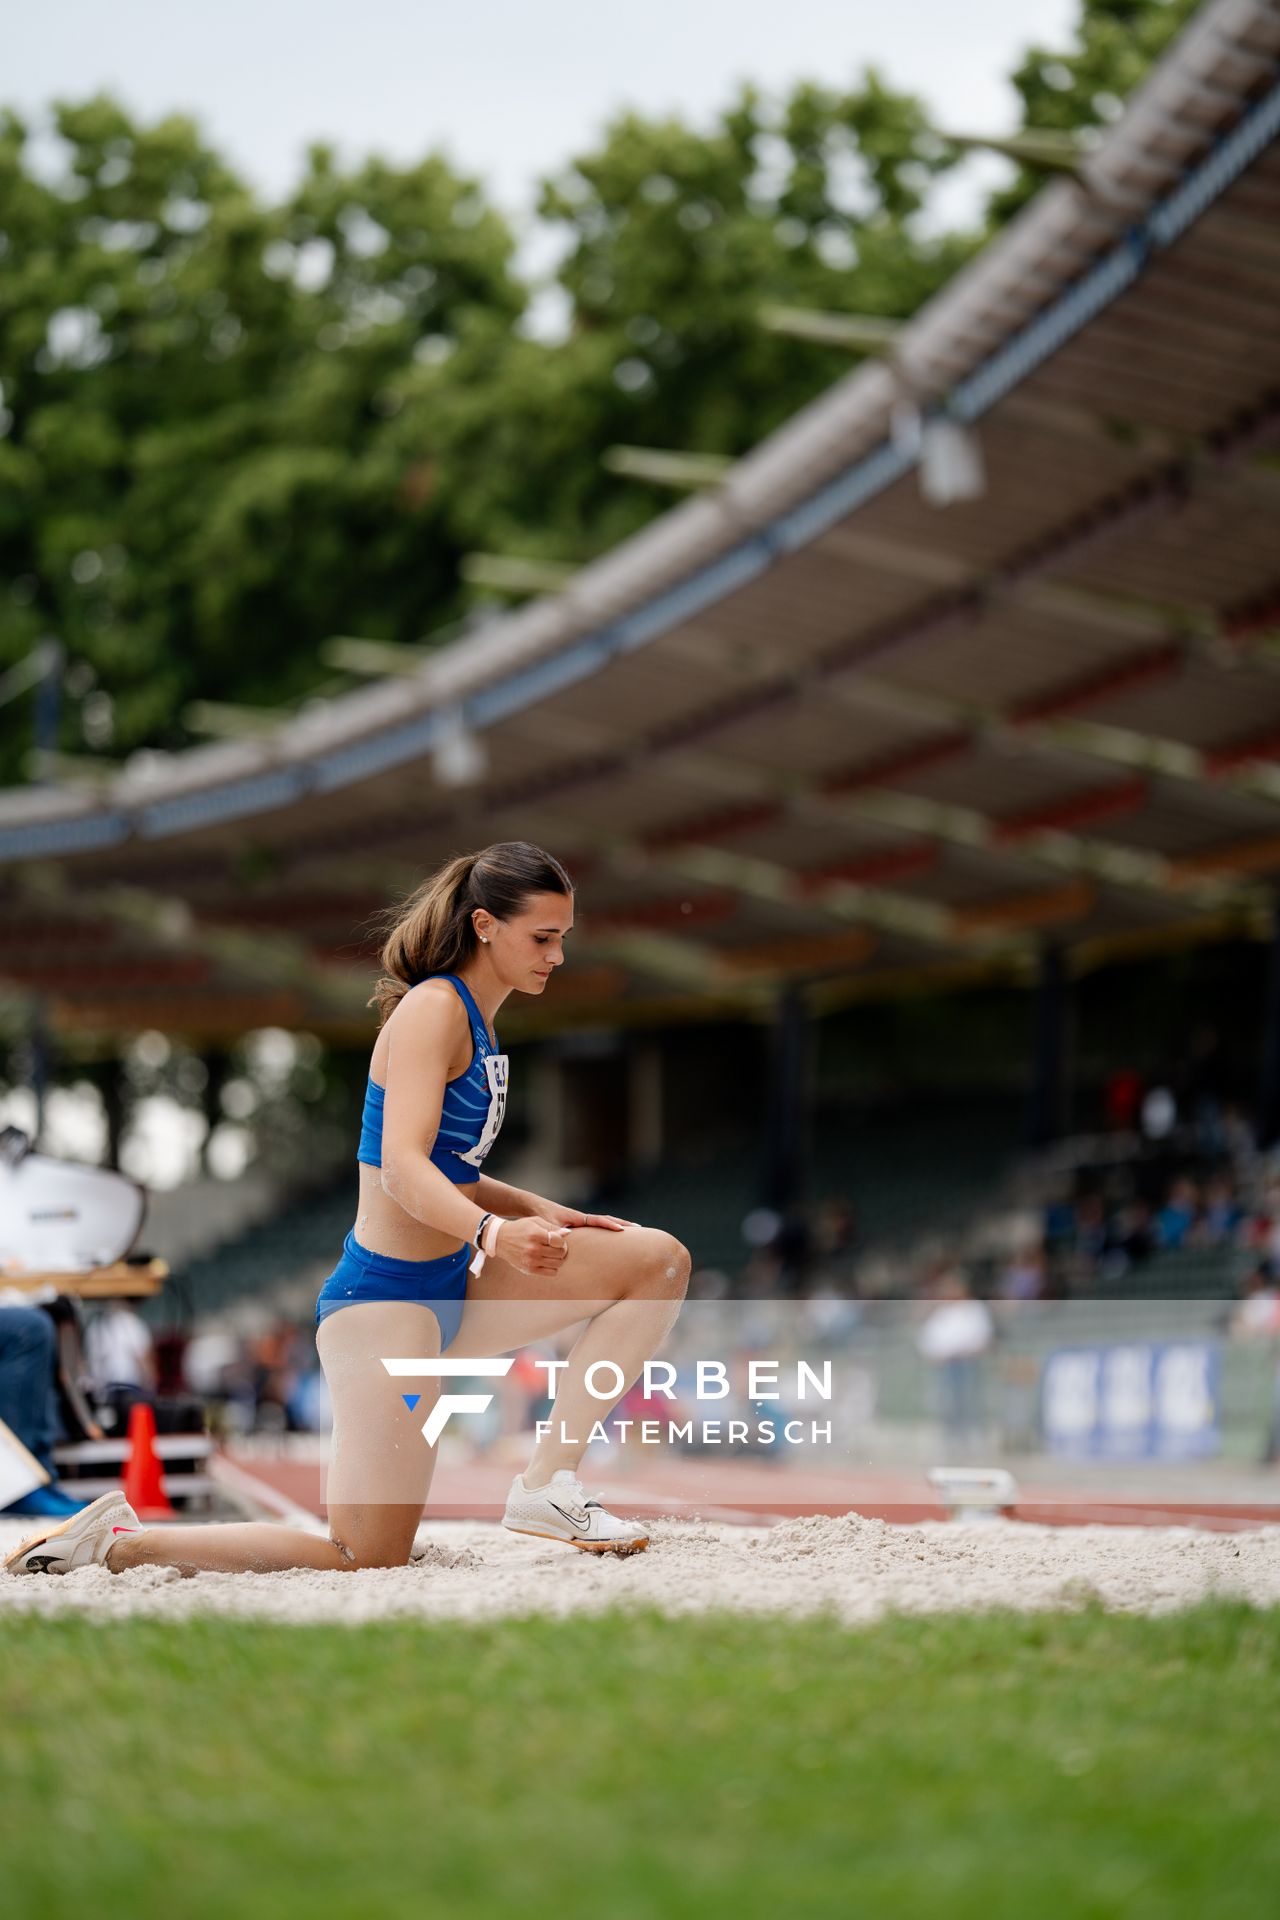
[0,98,521,778]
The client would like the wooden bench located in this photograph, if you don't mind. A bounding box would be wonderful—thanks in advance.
[1,1259,168,1299]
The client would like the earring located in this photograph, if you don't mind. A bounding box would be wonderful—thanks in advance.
[480,936,489,944]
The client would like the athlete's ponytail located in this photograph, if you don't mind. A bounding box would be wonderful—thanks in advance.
[368,841,573,1026]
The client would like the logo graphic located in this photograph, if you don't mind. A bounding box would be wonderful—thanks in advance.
[548,1500,591,1532]
[381,1356,513,1444]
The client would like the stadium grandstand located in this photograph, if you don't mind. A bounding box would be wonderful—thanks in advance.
[4,0,1280,1318]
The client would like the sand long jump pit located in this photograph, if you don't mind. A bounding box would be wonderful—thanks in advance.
[3,1509,1280,1626]
[7,1299,1279,1625]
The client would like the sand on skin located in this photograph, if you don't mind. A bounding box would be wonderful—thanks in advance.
[2,1511,1279,1626]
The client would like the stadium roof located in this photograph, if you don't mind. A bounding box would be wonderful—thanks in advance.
[4,0,1280,1039]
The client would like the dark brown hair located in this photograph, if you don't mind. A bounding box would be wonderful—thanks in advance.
[368,840,573,1026]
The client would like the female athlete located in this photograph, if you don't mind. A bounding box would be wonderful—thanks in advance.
[7,841,690,1576]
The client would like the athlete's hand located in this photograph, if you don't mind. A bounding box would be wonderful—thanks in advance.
[493,1216,573,1277]
[528,1200,629,1233]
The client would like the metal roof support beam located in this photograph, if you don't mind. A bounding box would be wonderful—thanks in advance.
[602,447,733,491]
[818,782,1260,912]
[182,701,293,739]
[584,892,738,935]
[582,928,739,995]
[940,128,1086,174]
[796,845,940,890]
[758,307,905,353]
[10,870,372,1020]
[624,838,1033,958]
[22,750,120,791]
[501,650,1261,925]
[1173,832,1280,881]
[49,989,315,1037]
[459,555,578,596]
[322,637,434,677]
[718,928,877,976]
[831,656,1280,810]
[952,879,1097,936]
[607,738,1251,924]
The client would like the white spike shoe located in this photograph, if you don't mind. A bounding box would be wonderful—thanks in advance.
[503,1470,649,1555]
[4,1491,144,1576]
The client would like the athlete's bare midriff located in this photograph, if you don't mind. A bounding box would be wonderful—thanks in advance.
[352,980,484,1262]
[353,1160,477,1262]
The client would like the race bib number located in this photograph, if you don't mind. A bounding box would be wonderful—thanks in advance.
[457,1053,508,1169]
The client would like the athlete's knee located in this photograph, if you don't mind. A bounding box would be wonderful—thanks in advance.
[352,1546,413,1571]
[662,1233,692,1296]
[627,1228,691,1300]
[328,1530,411,1572]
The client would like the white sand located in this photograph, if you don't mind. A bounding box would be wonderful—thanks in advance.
[3,1512,1279,1627]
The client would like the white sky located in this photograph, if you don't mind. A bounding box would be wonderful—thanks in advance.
[12,0,1078,243]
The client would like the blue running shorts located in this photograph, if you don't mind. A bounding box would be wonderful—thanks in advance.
[315,1231,468,1352]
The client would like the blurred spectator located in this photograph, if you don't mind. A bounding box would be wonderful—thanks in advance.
[1141,1085,1177,1143]
[997,1243,1048,1301]
[247,1322,302,1432]
[741,1207,782,1250]
[1042,1192,1078,1251]
[801,1286,863,1341]
[84,1299,156,1393]
[1232,1261,1280,1339]
[916,1270,993,1450]
[287,1366,332,1434]
[510,1346,556,1431]
[1221,1103,1256,1176]
[153,1327,191,1397]
[181,1329,239,1399]
[772,1213,812,1295]
[1245,1180,1280,1266]
[1072,1193,1111,1266]
[1200,1175,1243,1248]
[1156,1178,1199,1251]
[813,1198,857,1268]
[1231,1260,1280,1465]
[1116,1199,1156,1267]
[1104,1067,1143,1134]
[1186,1025,1226,1157]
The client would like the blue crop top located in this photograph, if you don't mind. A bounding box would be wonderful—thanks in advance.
[358,973,508,1184]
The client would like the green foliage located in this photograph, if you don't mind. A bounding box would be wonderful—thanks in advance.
[0,98,521,775]
[0,2,1202,782]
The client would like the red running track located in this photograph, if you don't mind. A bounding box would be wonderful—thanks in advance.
[225,1451,1280,1534]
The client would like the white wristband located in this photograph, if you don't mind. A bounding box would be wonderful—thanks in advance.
[469,1214,504,1277]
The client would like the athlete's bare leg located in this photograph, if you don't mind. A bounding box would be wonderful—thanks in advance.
[448,1222,690,1485]
[107,1302,444,1574]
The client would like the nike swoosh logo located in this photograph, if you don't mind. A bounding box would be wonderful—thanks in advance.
[547,1500,592,1533]
[112,1527,138,1536]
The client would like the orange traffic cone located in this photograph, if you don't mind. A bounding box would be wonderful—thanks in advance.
[122,1402,175,1520]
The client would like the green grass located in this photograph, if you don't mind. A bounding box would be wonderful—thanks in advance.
[1,1603,1277,1919]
